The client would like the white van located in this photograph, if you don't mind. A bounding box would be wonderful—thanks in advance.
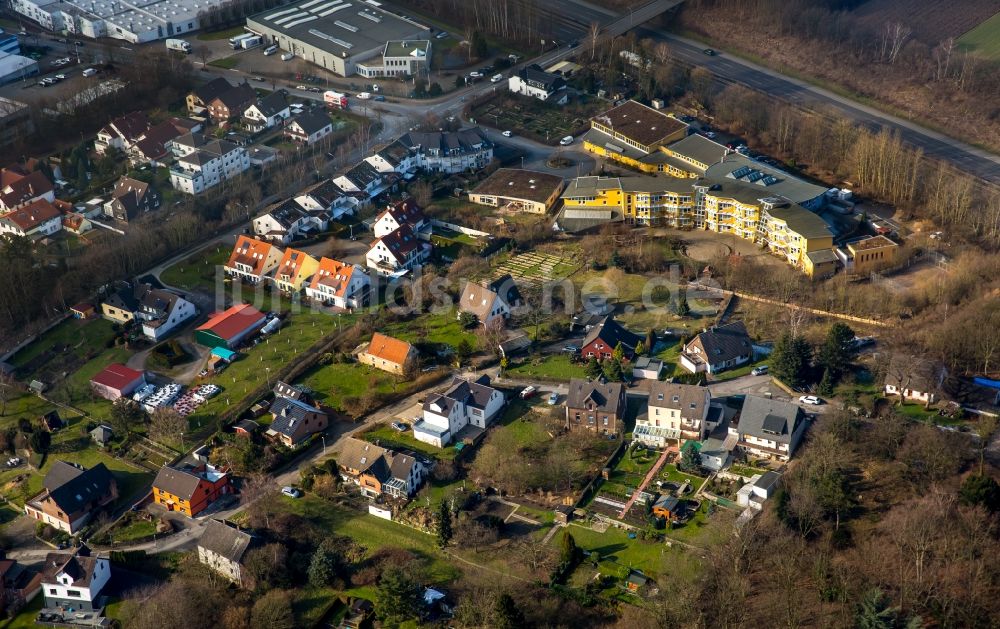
[490,73,503,83]
[264,44,278,56]
[559,135,574,145]
[81,68,97,77]
[356,92,372,100]
[280,52,294,61]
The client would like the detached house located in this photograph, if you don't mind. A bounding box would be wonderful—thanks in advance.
[0,164,54,212]
[253,199,327,245]
[736,395,807,461]
[508,64,567,104]
[565,379,627,435]
[198,519,253,586]
[884,354,947,405]
[414,375,505,447]
[225,236,284,284]
[40,549,110,615]
[103,176,161,223]
[285,110,334,145]
[207,81,256,124]
[273,248,319,294]
[94,111,150,155]
[372,198,427,238]
[243,91,290,133]
[101,281,196,341]
[152,462,232,517]
[266,394,329,447]
[581,316,641,361]
[366,223,431,277]
[169,133,250,195]
[338,438,427,499]
[187,77,236,116]
[680,321,753,375]
[358,333,417,375]
[458,274,522,327]
[637,382,718,446]
[24,462,117,534]
[0,197,61,239]
[305,257,370,309]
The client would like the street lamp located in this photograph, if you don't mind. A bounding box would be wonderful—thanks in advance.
[322,435,326,455]
[265,367,271,389]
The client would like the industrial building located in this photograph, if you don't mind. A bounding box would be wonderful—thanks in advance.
[0,53,38,86]
[10,0,230,43]
[246,0,430,77]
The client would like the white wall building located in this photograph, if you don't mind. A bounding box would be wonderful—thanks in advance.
[41,551,110,613]
[413,376,504,447]
[169,135,250,195]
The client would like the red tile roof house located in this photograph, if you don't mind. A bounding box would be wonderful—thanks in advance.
[95,111,151,155]
[195,304,267,349]
[581,316,641,362]
[0,165,55,212]
[365,223,431,277]
[224,235,284,284]
[0,198,63,239]
[89,364,146,401]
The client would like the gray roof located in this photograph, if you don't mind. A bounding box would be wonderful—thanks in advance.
[885,355,945,393]
[252,91,289,117]
[269,396,325,437]
[633,357,663,371]
[290,110,333,136]
[754,470,781,491]
[582,316,641,354]
[387,452,419,480]
[338,437,388,473]
[806,248,839,264]
[766,204,833,240]
[704,153,828,206]
[424,376,498,414]
[738,396,802,445]
[199,519,252,563]
[687,321,752,364]
[397,127,492,155]
[515,64,566,92]
[152,466,203,501]
[247,0,428,59]
[648,382,708,417]
[666,133,728,168]
[41,551,106,589]
[40,461,114,514]
[566,379,625,416]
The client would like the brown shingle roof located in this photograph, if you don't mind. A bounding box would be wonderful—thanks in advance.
[1,198,60,231]
[591,100,688,148]
[470,168,564,205]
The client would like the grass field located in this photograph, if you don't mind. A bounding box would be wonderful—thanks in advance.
[380,311,478,349]
[159,245,230,293]
[564,523,702,582]
[208,55,240,69]
[506,354,585,381]
[196,26,247,41]
[298,361,401,412]
[958,11,1000,60]
[10,317,119,373]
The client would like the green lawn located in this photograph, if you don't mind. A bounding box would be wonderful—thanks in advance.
[159,245,231,292]
[658,463,704,487]
[565,524,702,582]
[958,11,1000,60]
[896,402,940,423]
[709,356,770,382]
[360,424,461,461]
[108,514,157,542]
[298,361,401,412]
[208,55,240,69]
[196,26,248,41]
[281,494,461,583]
[664,500,736,547]
[727,464,762,479]
[10,317,119,373]
[1,595,42,629]
[615,447,659,476]
[506,354,585,381]
[380,311,478,349]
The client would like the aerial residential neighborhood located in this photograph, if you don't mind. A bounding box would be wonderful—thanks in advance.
[0,0,997,626]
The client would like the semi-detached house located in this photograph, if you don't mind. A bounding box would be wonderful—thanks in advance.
[224,236,284,284]
[338,437,426,499]
[414,375,505,447]
[0,197,61,239]
[169,133,250,195]
[305,257,370,309]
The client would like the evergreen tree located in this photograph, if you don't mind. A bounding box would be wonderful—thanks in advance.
[307,541,342,587]
[471,31,488,59]
[559,531,580,565]
[818,367,835,397]
[454,74,466,89]
[609,250,622,267]
[635,340,646,356]
[584,357,602,380]
[959,474,1000,513]
[679,444,701,472]
[817,322,855,381]
[771,333,813,389]
[29,430,50,455]
[428,82,442,96]
[603,359,624,382]
[376,568,423,624]
[855,588,921,629]
[612,342,625,362]
[456,339,473,365]
[674,292,690,316]
[493,593,525,629]
[436,501,453,548]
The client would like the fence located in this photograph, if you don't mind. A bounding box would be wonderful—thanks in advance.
[430,219,491,239]
[573,440,627,509]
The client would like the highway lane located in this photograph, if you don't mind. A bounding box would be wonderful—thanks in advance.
[547,0,1000,186]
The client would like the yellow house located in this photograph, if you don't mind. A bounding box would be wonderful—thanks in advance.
[560,176,696,227]
[583,100,689,172]
[760,204,835,274]
[273,248,320,294]
[847,235,898,276]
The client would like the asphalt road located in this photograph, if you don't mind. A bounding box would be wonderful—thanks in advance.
[544,0,1000,186]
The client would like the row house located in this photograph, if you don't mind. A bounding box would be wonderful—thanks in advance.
[253,198,328,245]
[223,235,284,284]
[305,257,371,309]
[338,437,426,500]
[0,197,61,239]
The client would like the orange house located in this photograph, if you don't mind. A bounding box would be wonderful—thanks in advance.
[152,463,231,517]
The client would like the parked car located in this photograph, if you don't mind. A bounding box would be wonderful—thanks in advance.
[520,385,537,399]
[436,31,449,39]
[559,136,574,145]
[295,84,307,90]
[751,365,769,376]
[502,130,513,137]
[391,421,408,432]
[490,73,503,83]
[468,71,483,78]
[703,48,717,56]
[373,95,386,101]
[798,395,822,405]
[562,345,579,353]
[547,392,559,405]
[281,486,302,498]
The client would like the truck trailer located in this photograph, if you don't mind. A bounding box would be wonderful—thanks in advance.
[165,38,191,53]
[324,90,349,110]
[229,33,255,49]
[240,35,263,50]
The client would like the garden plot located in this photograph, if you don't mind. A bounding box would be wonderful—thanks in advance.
[492,252,580,288]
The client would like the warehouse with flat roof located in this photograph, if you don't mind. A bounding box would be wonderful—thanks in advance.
[246,0,430,77]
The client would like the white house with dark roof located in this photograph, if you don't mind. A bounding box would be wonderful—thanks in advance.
[266,394,328,447]
[679,321,753,375]
[252,198,329,245]
[168,133,250,195]
[285,110,334,145]
[508,64,567,104]
[243,92,290,133]
[457,274,522,327]
[414,375,505,447]
[736,396,807,461]
[366,223,431,277]
[337,438,427,499]
[100,281,196,341]
[372,198,426,238]
[40,548,110,614]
